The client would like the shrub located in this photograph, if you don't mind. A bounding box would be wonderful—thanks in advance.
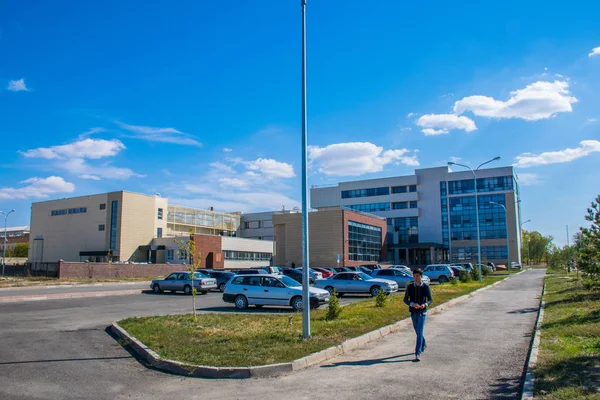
[375,288,388,307]
[449,276,458,285]
[326,289,343,320]
[459,270,472,283]
[470,265,481,281]
[481,266,491,276]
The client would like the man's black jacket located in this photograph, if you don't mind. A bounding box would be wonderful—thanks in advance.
[403,282,433,314]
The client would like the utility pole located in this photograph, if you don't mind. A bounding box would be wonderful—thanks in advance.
[1,209,15,277]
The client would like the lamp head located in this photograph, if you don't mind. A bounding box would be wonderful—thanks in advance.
[447,162,455,166]
[493,156,501,161]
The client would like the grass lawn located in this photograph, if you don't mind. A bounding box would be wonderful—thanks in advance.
[535,271,600,400]
[118,276,504,367]
[0,276,160,288]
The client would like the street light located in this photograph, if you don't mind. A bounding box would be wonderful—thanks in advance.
[300,0,311,339]
[0,209,15,277]
[520,220,531,265]
[490,202,509,272]
[448,157,501,282]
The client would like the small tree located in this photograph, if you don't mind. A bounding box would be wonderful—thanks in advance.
[375,288,388,307]
[470,265,480,281]
[459,270,471,283]
[578,195,600,282]
[175,232,204,320]
[326,289,343,320]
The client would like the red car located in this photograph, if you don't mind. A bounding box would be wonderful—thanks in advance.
[312,267,334,279]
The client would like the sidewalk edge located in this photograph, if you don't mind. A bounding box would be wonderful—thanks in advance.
[521,281,546,400]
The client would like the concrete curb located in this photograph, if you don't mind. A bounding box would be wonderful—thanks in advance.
[0,281,150,292]
[0,289,143,303]
[521,282,546,400]
[112,272,520,379]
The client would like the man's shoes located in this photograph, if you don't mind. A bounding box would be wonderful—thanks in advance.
[414,355,421,362]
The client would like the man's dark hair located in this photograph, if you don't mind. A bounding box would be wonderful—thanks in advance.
[413,268,423,276]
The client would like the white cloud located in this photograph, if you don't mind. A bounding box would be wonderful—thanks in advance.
[77,127,107,140]
[406,112,416,118]
[246,158,295,179]
[453,81,577,121]
[7,79,29,92]
[416,114,477,135]
[219,177,248,189]
[21,138,125,160]
[588,47,600,57]
[61,159,144,180]
[517,173,541,186]
[117,122,202,147]
[170,192,300,214]
[308,142,419,176]
[209,162,235,174]
[0,176,75,200]
[223,148,233,152]
[449,156,462,163]
[513,140,600,168]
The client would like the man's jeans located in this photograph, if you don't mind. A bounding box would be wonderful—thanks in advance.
[411,312,427,356]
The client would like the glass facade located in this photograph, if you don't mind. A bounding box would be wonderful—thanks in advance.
[447,194,507,240]
[447,176,513,195]
[452,246,508,261]
[110,200,119,250]
[348,221,382,262]
[386,217,419,245]
[342,187,389,199]
[392,202,408,209]
[349,202,390,212]
[392,186,407,194]
[223,251,272,261]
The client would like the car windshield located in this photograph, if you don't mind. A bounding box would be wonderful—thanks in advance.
[192,272,207,279]
[357,272,373,280]
[280,275,301,287]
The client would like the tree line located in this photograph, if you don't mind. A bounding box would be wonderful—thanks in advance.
[2,243,28,258]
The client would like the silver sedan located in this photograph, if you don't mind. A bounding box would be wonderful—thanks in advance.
[371,268,430,288]
[314,272,398,297]
[150,271,217,295]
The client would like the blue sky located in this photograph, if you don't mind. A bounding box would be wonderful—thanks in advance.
[1,0,599,246]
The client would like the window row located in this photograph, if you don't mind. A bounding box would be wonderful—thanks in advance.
[391,185,417,193]
[443,176,514,195]
[451,246,508,261]
[349,203,390,212]
[51,207,87,216]
[392,201,418,210]
[223,251,272,261]
[342,187,389,199]
[243,220,274,229]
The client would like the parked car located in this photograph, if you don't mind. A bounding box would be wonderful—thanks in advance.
[370,268,430,288]
[312,267,334,279]
[359,264,383,273]
[450,263,473,272]
[292,267,324,280]
[333,267,352,273]
[281,268,316,285]
[314,271,399,297]
[235,269,269,275]
[265,266,283,275]
[388,265,412,274]
[222,274,329,311]
[449,265,464,277]
[422,264,454,283]
[151,271,217,295]
[198,270,235,292]
[487,262,496,271]
[510,262,522,270]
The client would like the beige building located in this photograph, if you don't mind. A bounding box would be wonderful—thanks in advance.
[29,191,241,264]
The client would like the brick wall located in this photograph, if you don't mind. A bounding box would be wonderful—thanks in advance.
[58,261,187,279]
[193,234,224,270]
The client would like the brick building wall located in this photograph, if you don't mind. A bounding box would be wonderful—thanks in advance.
[193,234,224,270]
[58,261,185,279]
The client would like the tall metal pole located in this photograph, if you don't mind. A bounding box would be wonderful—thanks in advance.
[1,210,15,277]
[300,0,311,339]
[445,179,452,263]
[491,202,509,272]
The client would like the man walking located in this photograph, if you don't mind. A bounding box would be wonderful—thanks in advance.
[403,268,433,361]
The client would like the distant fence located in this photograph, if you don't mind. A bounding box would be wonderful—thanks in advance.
[57,261,190,279]
[1,262,59,278]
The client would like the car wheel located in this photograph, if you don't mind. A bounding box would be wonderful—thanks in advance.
[219,283,226,292]
[183,285,192,295]
[370,285,381,297]
[324,286,334,295]
[152,284,162,294]
[234,295,248,310]
[291,296,303,312]
[439,276,449,284]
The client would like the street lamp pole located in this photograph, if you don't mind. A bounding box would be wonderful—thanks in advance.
[1,209,15,277]
[448,157,500,282]
[490,202,510,272]
[300,0,311,339]
[520,219,531,266]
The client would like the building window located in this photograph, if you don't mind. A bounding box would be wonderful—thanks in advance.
[348,202,390,212]
[445,194,507,241]
[157,228,163,238]
[341,187,389,199]
[348,221,382,262]
[158,208,163,220]
[244,221,250,229]
[409,185,417,192]
[51,209,67,216]
[392,186,407,194]
[99,203,106,210]
[392,202,408,210]
[166,249,174,261]
[98,224,105,231]
[448,176,514,195]
[409,201,418,209]
[110,201,119,250]
[68,207,87,214]
[223,251,272,261]
[451,246,508,262]
[386,217,419,245]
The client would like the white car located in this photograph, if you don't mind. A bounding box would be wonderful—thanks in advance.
[314,272,399,297]
[222,274,329,311]
[388,265,412,274]
[423,264,454,283]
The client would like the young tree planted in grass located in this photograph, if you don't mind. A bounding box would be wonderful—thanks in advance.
[326,289,342,320]
[375,287,388,307]
[578,194,600,282]
[175,232,204,320]
[459,270,471,283]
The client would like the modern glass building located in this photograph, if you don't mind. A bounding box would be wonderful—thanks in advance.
[311,166,522,267]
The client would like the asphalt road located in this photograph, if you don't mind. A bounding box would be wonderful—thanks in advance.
[0,269,545,400]
[0,282,150,297]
